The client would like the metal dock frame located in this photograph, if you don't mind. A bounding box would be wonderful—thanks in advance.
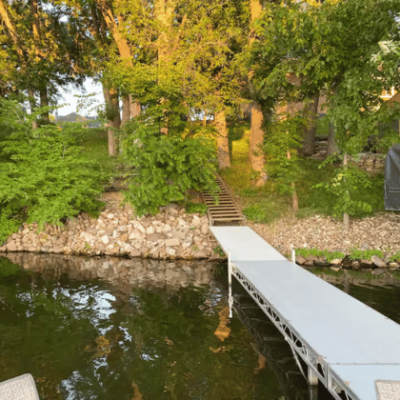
[231,263,358,400]
[212,226,400,400]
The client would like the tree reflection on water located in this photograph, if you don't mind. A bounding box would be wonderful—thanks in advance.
[0,254,292,400]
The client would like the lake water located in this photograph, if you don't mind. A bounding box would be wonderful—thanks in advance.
[0,253,399,400]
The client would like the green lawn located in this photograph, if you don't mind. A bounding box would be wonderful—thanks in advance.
[316,115,330,137]
[79,128,119,177]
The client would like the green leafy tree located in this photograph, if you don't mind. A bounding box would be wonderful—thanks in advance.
[251,0,400,228]
[122,118,218,215]
[265,113,306,211]
[0,99,104,243]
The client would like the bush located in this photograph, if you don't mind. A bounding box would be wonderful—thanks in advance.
[184,201,207,215]
[0,99,104,243]
[243,204,266,221]
[122,119,218,215]
[296,248,345,262]
[349,249,384,260]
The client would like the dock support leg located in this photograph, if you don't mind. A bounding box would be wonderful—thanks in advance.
[309,385,318,400]
[228,250,233,318]
[308,366,319,386]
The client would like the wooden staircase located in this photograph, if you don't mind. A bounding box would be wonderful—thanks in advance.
[202,175,245,225]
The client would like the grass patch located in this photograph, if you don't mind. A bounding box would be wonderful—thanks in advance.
[296,248,345,262]
[316,116,330,137]
[390,252,400,262]
[349,249,384,260]
[79,128,120,179]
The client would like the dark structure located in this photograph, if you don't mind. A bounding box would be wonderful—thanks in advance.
[385,144,400,210]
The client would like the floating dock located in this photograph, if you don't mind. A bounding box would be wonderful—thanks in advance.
[211,226,400,400]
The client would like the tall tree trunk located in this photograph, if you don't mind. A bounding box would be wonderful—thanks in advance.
[30,0,40,45]
[302,93,319,156]
[28,88,38,129]
[155,0,174,135]
[0,0,24,60]
[249,0,267,186]
[250,103,267,186]
[96,0,132,59]
[103,86,120,156]
[155,0,174,61]
[122,95,130,124]
[250,0,262,21]
[112,94,121,130]
[286,150,298,212]
[39,87,49,123]
[95,0,141,125]
[343,152,350,233]
[326,121,337,157]
[215,110,231,170]
[120,95,131,155]
[129,96,141,118]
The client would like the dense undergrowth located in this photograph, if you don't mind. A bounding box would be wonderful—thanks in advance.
[221,122,385,224]
[122,118,218,216]
[0,100,107,244]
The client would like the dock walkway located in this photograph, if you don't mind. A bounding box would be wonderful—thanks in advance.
[211,226,400,400]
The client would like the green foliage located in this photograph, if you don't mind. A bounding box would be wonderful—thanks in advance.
[123,119,218,216]
[349,249,384,261]
[252,0,400,146]
[213,246,225,257]
[242,204,266,222]
[78,127,119,179]
[389,252,400,262]
[314,165,374,218]
[250,0,400,223]
[240,187,258,198]
[264,113,306,196]
[295,248,345,263]
[316,117,330,137]
[184,202,207,216]
[0,99,104,244]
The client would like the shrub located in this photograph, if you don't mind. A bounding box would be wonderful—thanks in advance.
[314,165,374,218]
[390,252,400,262]
[295,248,345,262]
[122,119,218,216]
[185,202,207,215]
[243,204,266,222]
[349,249,384,260]
[0,99,104,244]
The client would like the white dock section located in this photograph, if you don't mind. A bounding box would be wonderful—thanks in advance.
[211,226,400,400]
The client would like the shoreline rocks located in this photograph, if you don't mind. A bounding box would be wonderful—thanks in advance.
[295,253,399,271]
[0,204,224,261]
[249,213,400,262]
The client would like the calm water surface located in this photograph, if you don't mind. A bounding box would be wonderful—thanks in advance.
[0,253,399,400]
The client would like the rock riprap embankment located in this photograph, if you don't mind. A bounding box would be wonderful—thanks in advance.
[0,204,222,260]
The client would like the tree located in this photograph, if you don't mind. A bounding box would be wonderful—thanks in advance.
[252,0,400,230]
[249,0,267,186]
[0,0,86,119]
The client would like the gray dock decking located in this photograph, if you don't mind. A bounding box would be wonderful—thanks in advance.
[211,226,400,400]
